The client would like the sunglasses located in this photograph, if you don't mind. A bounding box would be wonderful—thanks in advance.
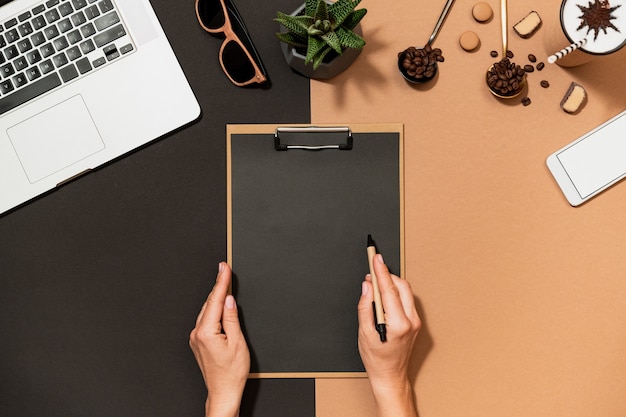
[195,0,268,87]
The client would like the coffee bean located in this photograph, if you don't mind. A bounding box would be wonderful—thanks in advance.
[400,46,444,80]
[528,54,537,62]
[540,80,550,88]
[524,64,535,72]
[521,97,531,106]
[487,58,525,96]
[490,50,499,57]
[536,62,545,71]
[506,50,514,58]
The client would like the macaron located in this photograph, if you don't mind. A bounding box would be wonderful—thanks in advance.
[459,31,480,51]
[472,2,493,22]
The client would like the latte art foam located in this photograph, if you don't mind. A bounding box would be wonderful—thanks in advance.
[561,0,626,54]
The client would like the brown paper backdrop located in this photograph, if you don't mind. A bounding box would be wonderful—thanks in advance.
[312,0,626,416]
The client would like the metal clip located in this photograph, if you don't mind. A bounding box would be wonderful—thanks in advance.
[274,126,353,151]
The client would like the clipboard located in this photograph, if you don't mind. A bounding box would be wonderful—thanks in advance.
[227,124,404,378]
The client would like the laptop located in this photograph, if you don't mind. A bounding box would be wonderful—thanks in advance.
[0,0,200,215]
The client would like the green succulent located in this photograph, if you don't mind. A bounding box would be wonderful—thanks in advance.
[275,0,367,70]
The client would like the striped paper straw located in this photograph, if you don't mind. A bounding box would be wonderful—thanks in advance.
[548,38,588,63]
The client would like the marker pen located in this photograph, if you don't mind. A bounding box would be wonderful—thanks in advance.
[367,234,387,342]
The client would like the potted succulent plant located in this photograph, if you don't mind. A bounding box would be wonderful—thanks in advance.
[275,0,367,79]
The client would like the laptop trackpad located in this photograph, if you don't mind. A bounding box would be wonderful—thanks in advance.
[8,95,105,184]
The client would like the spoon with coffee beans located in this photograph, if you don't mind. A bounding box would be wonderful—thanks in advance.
[486,0,526,98]
[398,0,456,84]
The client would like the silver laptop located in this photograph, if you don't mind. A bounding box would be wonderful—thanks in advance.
[0,0,200,214]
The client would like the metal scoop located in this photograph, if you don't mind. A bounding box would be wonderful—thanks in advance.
[398,0,456,83]
[486,0,526,98]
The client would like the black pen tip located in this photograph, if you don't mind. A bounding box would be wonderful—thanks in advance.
[376,324,387,342]
[367,234,374,247]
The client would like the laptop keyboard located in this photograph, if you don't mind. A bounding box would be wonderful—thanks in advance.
[0,0,134,116]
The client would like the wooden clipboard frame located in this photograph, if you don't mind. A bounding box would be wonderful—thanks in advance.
[226,123,404,379]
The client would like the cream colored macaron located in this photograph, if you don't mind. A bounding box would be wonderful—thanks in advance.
[472,2,493,22]
[459,31,480,51]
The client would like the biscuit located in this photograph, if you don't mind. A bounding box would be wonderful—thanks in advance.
[513,11,542,38]
[560,82,587,114]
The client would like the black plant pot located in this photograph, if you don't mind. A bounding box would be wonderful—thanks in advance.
[279,2,364,79]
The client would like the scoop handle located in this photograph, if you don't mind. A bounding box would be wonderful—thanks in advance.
[500,0,507,57]
[426,0,456,46]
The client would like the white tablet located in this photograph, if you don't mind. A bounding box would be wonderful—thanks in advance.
[547,110,626,206]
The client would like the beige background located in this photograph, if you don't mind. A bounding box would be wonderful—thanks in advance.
[312,0,626,416]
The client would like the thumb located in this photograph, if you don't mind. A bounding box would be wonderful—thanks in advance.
[221,295,244,338]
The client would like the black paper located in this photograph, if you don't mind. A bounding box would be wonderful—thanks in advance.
[230,130,402,375]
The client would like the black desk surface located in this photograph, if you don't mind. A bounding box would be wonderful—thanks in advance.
[0,0,312,416]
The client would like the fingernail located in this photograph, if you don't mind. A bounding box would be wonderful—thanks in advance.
[361,281,369,296]
[215,263,225,283]
[225,295,236,310]
[376,253,385,265]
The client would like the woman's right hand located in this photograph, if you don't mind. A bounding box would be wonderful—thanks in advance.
[357,254,421,417]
